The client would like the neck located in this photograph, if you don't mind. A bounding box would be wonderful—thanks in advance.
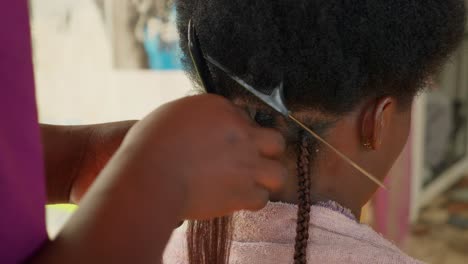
[270,190,363,220]
[270,162,372,220]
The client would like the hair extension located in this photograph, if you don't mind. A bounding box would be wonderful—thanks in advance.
[187,216,232,264]
[293,133,311,264]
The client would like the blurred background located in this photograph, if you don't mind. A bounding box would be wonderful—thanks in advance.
[30,1,468,263]
[30,0,190,126]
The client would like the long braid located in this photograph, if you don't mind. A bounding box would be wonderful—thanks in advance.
[293,133,311,264]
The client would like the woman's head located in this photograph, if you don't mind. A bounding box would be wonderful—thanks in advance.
[177,0,465,205]
[176,0,466,263]
[177,0,465,110]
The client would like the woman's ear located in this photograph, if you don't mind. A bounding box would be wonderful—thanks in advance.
[360,97,395,151]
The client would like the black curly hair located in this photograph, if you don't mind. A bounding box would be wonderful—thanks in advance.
[177,0,465,113]
[175,0,466,263]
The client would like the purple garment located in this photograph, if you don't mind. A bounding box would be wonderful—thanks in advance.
[0,1,47,263]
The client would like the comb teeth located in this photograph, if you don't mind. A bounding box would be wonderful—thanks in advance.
[187,19,217,94]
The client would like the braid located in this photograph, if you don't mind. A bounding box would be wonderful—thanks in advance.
[293,133,311,264]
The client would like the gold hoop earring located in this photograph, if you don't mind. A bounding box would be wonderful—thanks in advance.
[363,141,373,150]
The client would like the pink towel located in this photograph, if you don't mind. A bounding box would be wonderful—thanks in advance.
[163,202,424,264]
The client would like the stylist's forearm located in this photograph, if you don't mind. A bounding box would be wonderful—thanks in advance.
[41,121,135,204]
[29,142,183,264]
[41,124,91,203]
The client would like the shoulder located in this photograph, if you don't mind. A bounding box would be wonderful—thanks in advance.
[163,225,188,264]
[307,213,425,264]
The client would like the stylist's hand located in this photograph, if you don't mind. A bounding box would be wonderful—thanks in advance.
[30,94,286,263]
[122,94,287,220]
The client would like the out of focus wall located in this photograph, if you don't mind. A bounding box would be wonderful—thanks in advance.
[30,0,191,125]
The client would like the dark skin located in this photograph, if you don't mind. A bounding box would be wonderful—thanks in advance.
[258,96,412,219]
[313,96,411,218]
[42,121,137,204]
[34,93,409,262]
[29,94,287,263]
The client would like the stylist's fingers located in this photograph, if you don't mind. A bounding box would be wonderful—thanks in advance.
[252,128,286,158]
[253,159,288,192]
[233,105,256,125]
[243,187,270,211]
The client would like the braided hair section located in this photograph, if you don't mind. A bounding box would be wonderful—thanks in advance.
[293,133,311,264]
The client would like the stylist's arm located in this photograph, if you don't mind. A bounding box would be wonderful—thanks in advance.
[29,94,286,264]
